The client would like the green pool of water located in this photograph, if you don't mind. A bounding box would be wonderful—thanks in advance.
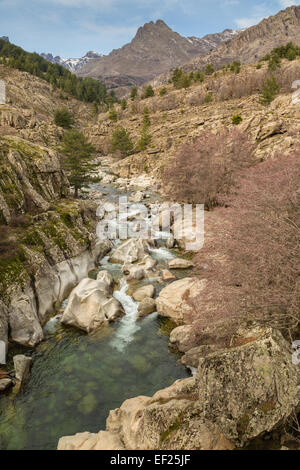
[0,313,189,450]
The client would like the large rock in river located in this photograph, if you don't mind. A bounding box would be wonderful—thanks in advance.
[133,285,155,302]
[156,277,207,324]
[168,259,194,269]
[61,278,124,333]
[109,239,149,264]
[58,431,125,450]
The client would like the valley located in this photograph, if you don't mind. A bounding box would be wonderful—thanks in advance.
[0,3,300,452]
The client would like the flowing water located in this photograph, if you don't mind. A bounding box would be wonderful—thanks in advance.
[0,179,191,450]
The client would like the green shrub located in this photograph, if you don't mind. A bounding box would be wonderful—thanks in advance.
[159,87,168,96]
[232,115,243,125]
[230,61,241,74]
[194,71,205,82]
[54,107,74,129]
[204,93,213,103]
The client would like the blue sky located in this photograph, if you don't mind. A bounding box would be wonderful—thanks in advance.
[0,0,298,57]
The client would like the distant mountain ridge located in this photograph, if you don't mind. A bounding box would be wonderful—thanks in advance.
[40,50,104,72]
[0,36,9,42]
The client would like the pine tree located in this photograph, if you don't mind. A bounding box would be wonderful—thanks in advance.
[144,85,154,98]
[142,106,150,128]
[205,64,214,75]
[259,76,280,105]
[110,127,134,158]
[60,129,97,198]
[108,106,118,121]
[120,98,127,110]
[130,86,138,101]
[137,127,151,151]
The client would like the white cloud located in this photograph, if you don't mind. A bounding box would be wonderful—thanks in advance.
[235,3,273,29]
[79,20,138,37]
[279,1,299,7]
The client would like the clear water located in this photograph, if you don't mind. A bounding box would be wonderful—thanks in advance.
[0,311,188,450]
[0,179,191,450]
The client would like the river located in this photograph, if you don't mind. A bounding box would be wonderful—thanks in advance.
[0,178,192,450]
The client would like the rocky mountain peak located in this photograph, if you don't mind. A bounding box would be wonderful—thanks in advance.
[134,19,173,40]
[76,20,239,95]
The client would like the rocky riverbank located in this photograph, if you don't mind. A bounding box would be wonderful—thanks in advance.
[0,137,113,351]
[57,174,300,450]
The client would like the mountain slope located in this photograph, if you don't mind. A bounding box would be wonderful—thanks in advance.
[182,5,300,73]
[76,20,238,94]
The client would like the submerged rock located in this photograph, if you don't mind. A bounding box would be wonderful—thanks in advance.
[61,278,124,333]
[13,355,32,384]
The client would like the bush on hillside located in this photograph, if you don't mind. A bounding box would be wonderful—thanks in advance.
[232,114,243,125]
[162,129,255,210]
[190,150,300,333]
[143,85,155,98]
[54,107,74,129]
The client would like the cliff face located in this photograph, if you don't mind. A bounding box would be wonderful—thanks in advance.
[0,65,92,147]
[0,136,111,348]
[0,136,69,224]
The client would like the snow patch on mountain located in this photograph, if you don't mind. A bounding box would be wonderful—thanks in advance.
[40,50,104,72]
